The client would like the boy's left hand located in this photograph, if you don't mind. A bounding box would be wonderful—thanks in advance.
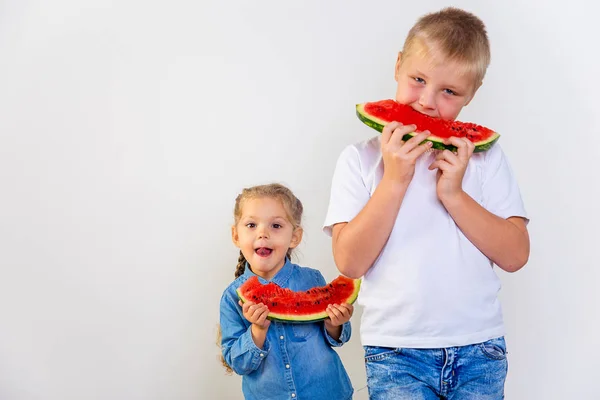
[324,303,354,327]
[428,137,474,202]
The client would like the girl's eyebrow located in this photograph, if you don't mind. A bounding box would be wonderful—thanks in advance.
[241,215,288,221]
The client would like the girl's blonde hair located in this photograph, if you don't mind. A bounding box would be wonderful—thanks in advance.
[401,7,491,87]
[218,183,304,374]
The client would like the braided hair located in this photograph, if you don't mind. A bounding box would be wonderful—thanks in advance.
[218,183,304,373]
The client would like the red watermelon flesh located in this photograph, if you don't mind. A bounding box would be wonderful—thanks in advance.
[236,275,361,323]
[356,99,500,152]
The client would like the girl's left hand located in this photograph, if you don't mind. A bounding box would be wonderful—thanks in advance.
[428,137,474,202]
[324,303,354,327]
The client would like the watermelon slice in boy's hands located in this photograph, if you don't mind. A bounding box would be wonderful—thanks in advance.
[236,275,361,324]
[356,99,500,153]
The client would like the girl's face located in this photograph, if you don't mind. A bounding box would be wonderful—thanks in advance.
[232,197,302,281]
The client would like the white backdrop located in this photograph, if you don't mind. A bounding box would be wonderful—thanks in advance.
[1,0,598,399]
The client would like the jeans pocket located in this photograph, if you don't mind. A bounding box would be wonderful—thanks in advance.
[479,337,508,360]
[364,346,400,363]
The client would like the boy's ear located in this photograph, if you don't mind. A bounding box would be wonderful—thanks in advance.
[231,225,240,248]
[394,51,403,82]
[289,227,303,249]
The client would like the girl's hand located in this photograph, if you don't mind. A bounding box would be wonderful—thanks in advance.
[428,137,474,202]
[324,303,354,327]
[239,300,271,330]
[381,121,433,187]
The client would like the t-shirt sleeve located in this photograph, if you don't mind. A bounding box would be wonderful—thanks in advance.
[481,144,529,223]
[322,145,372,236]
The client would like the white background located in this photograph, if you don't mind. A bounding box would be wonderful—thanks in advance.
[1,0,598,399]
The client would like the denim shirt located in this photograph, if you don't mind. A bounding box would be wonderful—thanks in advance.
[219,259,354,400]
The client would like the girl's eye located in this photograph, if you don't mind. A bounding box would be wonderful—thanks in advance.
[246,223,256,228]
[444,88,457,95]
[272,223,282,229]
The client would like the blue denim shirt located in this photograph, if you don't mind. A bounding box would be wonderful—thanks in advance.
[220,259,354,400]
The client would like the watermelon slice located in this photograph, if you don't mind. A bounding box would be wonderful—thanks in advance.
[356,99,500,153]
[236,275,361,323]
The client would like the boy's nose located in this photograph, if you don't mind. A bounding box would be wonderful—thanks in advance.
[419,90,436,110]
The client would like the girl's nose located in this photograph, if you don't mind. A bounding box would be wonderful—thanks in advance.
[257,227,269,239]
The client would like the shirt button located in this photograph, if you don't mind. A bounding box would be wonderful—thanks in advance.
[259,353,264,357]
[291,394,296,398]
[286,364,290,368]
[280,335,284,340]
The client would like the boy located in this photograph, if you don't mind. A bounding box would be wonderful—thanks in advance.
[323,7,530,400]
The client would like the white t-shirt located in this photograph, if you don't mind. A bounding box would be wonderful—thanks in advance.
[323,136,528,349]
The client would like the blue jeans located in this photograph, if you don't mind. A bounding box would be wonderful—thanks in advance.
[364,337,508,399]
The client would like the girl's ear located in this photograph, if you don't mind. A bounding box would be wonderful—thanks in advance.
[289,227,303,249]
[231,225,240,248]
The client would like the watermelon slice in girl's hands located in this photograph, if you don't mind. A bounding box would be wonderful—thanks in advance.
[236,275,361,323]
[356,99,500,152]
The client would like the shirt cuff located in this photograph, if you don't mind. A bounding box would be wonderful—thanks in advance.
[324,321,351,347]
[240,325,270,368]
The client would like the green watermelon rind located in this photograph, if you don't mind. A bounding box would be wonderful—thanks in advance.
[236,278,362,324]
[356,103,500,153]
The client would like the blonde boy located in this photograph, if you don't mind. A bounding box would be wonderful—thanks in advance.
[323,7,529,399]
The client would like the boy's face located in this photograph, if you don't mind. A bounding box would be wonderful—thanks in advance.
[394,46,479,121]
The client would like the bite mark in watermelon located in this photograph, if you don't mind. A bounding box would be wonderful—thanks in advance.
[356,99,500,153]
[236,275,361,323]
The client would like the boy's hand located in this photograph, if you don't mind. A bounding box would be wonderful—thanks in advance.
[381,122,433,186]
[324,303,354,327]
[428,136,474,202]
[239,300,271,330]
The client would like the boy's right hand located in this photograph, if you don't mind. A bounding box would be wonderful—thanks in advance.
[380,121,432,185]
[239,300,271,330]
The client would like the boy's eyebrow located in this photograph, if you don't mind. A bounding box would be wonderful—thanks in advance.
[415,69,429,78]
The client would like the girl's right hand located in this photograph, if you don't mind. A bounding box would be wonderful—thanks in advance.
[239,300,271,330]
[380,121,432,186]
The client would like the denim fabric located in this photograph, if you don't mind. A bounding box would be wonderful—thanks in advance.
[220,259,354,400]
[364,337,508,399]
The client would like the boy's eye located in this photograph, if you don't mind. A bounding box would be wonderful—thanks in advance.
[444,88,457,96]
[414,77,425,84]
[245,223,256,228]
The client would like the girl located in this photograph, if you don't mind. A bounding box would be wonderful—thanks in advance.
[219,183,354,400]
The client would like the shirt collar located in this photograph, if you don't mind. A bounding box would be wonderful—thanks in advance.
[242,257,294,287]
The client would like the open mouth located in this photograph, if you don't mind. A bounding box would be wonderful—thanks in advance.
[255,247,273,257]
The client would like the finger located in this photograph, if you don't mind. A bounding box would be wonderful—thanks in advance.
[256,307,270,325]
[337,303,353,316]
[326,310,339,325]
[389,124,417,147]
[381,121,402,145]
[409,133,435,157]
[327,304,343,319]
[330,303,350,317]
[429,159,453,171]
[446,137,470,162]
[247,303,264,319]
[242,301,254,313]
[441,149,460,166]
[401,130,431,152]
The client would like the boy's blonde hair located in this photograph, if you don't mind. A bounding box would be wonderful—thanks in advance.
[401,7,491,86]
